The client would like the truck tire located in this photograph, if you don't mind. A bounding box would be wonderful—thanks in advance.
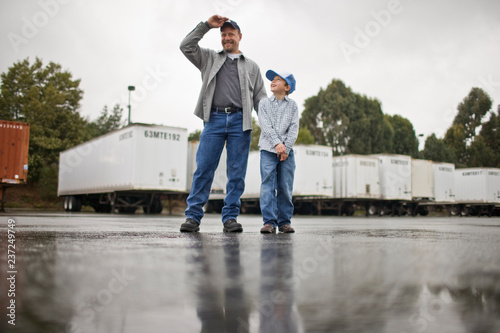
[418,206,429,216]
[64,196,82,212]
[144,197,163,214]
[342,203,355,216]
[63,196,69,211]
[487,205,494,217]
[460,206,470,217]
[449,205,459,216]
[367,204,378,216]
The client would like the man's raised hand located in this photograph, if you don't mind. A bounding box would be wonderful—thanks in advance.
[207,15,229,29]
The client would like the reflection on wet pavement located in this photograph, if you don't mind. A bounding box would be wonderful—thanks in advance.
[0,214,499,332]
[259,235,301,333]
[186,233,251,332]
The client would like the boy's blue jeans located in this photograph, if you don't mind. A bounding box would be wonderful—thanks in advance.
[259,149,295,227]
[185,111,251,224]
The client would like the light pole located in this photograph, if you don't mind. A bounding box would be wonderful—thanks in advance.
[127,85,135,126]
[418,133,424,158]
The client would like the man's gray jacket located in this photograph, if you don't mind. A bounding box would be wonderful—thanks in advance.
[180,22,267,131]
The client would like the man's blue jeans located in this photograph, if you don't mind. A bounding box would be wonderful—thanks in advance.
[259,149,296,227]
[185,111,251,224]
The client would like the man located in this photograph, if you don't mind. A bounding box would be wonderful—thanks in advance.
[180,15,267,232]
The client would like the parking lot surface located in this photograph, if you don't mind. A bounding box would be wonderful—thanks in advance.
[1,212,499,333]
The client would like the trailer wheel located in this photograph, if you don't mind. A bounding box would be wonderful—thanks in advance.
[379,205,386,216]
[367,204,378,216]
[487,205,494,217]
[418,206,429,216]
[240,202,248,214]
[64,196,82,212]
[63,196,69,211]
[407,204,418,216]
[144,197,163,214]
[342,203,355,216]
[460,206,470,217]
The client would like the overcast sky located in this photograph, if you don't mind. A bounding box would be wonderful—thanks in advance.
[1,0,499,148]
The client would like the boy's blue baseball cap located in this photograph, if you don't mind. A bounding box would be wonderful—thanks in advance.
[266,70,296,94]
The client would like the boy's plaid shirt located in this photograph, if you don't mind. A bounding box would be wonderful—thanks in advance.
[258,95,299,154]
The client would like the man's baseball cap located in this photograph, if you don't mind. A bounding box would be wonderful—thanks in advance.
[221,20,241,32]
[266,70,296,94]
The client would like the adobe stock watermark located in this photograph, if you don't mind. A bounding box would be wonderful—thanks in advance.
[66,267,135,333]
[7,0,71,53]
[291,236,338,289]
[239,236,338,331]
[339,0,405,64]
[111,64,170,120]
[478,75,499,96]
[59,65,168,175]
[405,285,454,333]
[213,0,244,16]
[430,104,458,139]
[59,139,103,176]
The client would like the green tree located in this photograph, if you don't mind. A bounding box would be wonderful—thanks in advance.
[443,87,492,166]
[188,129,202,142]
[300,79,393,155]
[453,87,492,143]
[250,117,261,151]
[469,104,500,167]
[296,126,315,145]
[422,133,455,163]
[444,124,467,167]
[0,58,86,182]
[86,104,124,139]
[468,135,495,167]
[385,114,419,157]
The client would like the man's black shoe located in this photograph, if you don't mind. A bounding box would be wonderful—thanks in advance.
[223,219,243,233]
[180,218,200,232]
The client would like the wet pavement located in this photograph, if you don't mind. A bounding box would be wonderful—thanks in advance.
[1,212,499,333]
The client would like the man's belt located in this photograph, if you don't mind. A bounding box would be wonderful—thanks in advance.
[211,107,243,113]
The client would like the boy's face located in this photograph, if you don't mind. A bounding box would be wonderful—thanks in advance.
[270,76,290,95]
[220,26,242,53]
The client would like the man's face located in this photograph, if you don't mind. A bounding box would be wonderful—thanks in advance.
[220,26,242,53]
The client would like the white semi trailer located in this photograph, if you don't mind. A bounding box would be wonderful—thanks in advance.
[452,168,500,216]
[58,124,188,214]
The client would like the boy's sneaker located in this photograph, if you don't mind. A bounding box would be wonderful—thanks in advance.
[180,218,200,232]
[260,224,276,233]
[223,219,243,233]
[279,224,295,233]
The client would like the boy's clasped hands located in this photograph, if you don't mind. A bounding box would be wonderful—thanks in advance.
[275,143,288,161]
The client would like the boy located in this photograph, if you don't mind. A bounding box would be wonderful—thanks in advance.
[258,70,299,233]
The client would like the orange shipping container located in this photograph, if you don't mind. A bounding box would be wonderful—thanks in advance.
[0,120,30,184]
